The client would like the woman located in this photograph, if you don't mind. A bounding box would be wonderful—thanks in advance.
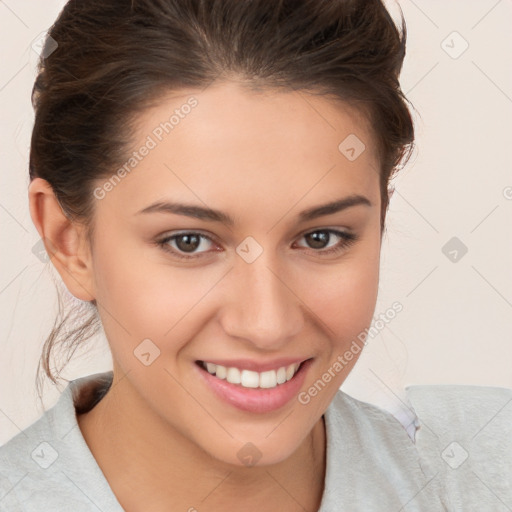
[1,0,510,510]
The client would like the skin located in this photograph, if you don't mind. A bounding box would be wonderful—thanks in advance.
[29,80,383,511]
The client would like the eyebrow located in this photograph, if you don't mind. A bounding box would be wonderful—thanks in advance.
[136,194,372,225]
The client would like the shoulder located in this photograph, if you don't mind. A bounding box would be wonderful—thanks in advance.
[405,383,512,427]
[322,389,449,511]
[0,383,71,510]
[405,383,512,452]
[405,384,512,511]
[327,389,417,446]
[0,372,116,511]
[322,385,512,511]
[0,381,73,470]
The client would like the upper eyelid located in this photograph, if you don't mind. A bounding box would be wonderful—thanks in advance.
[295,226,350,238]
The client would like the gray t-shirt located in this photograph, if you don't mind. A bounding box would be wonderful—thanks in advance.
[0,371,510,511]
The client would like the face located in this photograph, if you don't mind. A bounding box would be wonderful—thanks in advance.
[87,81,382,466]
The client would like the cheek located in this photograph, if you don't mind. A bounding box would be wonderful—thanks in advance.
[300,243,380,352]
[94,249,198,327]
[91,229,224,368]
[328,260,378,330]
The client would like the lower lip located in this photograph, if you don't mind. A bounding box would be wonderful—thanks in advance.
[194,359,313,414]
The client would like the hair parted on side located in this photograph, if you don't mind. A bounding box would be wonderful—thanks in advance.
[30,0,415,397]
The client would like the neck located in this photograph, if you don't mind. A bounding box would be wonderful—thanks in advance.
[77,370,327,512]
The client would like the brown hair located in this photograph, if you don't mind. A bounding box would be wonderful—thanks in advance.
[30,0,415,396]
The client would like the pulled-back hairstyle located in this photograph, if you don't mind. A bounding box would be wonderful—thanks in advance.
[30,0,415,396]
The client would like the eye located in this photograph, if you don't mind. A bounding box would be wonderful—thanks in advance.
[156,228,358,260]
[156,231,217,259]
[294,229,358,256]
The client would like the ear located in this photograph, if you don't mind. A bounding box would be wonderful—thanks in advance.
[28,177,96,302]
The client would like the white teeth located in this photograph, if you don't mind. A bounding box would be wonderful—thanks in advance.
[241,370,259,388]
[259,370,276,388]
[216,365,227,379]
[286,363,297,381]
[201,361,302,389]
[226,367,241,384]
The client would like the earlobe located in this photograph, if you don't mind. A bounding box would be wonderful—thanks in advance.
[28,177,96,302]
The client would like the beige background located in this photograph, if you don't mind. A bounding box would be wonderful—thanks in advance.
[1,0,511,444]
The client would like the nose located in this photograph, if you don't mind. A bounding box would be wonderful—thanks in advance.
[219,253,305,350]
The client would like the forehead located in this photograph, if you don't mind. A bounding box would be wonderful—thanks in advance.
[97,81,380,220]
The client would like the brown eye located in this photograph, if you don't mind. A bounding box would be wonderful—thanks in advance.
[304,230,330,249]
[295,229,358,255]
[157,232,216,259]
[175,233,201,252]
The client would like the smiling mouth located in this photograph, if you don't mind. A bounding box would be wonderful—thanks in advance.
[195,360,308,389]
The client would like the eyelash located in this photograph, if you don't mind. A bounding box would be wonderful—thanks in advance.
[156,229,358,260]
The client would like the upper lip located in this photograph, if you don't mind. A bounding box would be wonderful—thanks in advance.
[197,357,310,373]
